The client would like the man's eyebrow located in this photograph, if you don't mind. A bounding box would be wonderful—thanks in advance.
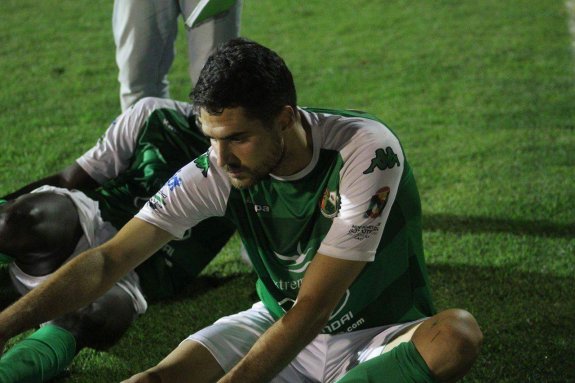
[201,130,247,141]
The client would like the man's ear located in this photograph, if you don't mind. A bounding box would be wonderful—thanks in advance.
[277,105,296,132]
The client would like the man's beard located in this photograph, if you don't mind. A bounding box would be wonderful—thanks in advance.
[226,135,284,189]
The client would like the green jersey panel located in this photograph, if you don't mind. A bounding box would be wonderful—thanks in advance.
[225,108,435,333]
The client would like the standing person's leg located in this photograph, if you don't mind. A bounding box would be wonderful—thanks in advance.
[181,0,242,85]
[113,0,180,110]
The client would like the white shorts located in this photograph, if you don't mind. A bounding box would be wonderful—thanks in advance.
[8,186,148,315]
[187,302,426,383]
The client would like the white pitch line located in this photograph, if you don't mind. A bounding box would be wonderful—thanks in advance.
[567,1,575,63]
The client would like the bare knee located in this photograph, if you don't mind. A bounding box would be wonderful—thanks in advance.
[443,309,482,360]
[51,285,138,351]
[413,309,483,382]
[0,192,82,273]
[0,198,36,252]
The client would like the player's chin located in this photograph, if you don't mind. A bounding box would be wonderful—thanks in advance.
[228,174,257,189]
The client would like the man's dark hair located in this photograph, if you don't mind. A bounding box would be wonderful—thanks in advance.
[191,38,297,124]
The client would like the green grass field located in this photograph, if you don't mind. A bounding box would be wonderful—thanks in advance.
[1,0,574,381]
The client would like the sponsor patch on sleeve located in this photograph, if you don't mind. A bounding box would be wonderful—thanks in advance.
[167,174,183,191]
[364,186,390,218]
[347,222,381,240]
[148,190,167,211]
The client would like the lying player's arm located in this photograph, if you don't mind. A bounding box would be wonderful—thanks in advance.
[1,163,99,200]
[219,253,367,383]
[0,217,174,351]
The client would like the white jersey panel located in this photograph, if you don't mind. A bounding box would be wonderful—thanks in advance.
[76,97,195,184]
[136,149,232,239]
[301,110,405,262]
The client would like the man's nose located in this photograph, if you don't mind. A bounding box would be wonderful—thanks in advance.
[214,140,231,168]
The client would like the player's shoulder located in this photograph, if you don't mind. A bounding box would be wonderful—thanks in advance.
[129,97,195,119]
[302,107,401,153]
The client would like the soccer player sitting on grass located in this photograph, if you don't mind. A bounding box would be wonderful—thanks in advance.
[0,98,235,382]
[0,38,483,382]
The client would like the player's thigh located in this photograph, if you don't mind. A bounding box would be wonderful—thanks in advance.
[359,319,425,360]
[186,302,274,371]
[50,284,139,350]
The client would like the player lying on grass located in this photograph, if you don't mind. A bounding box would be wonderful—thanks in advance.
[0,97,235,382]
[0,38,483,382]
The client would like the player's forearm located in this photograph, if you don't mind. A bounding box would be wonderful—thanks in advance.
[0,247,116,339]
[219,299,330,383]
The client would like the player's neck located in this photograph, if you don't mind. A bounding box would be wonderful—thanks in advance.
[271,111,313,177]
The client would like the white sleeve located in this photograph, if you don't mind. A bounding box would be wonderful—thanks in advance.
[318,121,405,262]
[75,97,193,184]
[75,107,142,184]
[135,150,231,239]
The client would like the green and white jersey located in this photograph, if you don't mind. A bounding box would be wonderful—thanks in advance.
[138,107,435,333]
[76,97,206,228]
[75,97,235,299]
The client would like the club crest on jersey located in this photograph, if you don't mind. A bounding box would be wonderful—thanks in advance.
[320,188,340,219]
[363,147,400,174]
[194,152,210,177]
[364,186,390,218]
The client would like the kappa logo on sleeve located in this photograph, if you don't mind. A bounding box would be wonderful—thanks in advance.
[194,153,210,177]
[364,186,390,218]
[363,147,400,174]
